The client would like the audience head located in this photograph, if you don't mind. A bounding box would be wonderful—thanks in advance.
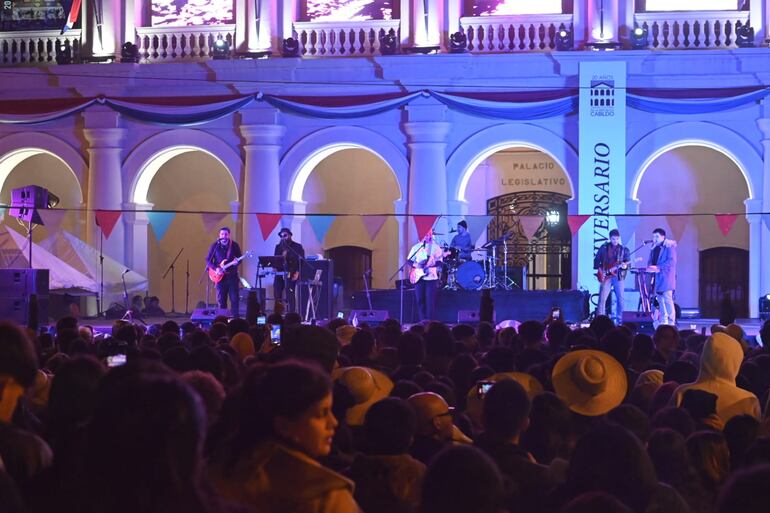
[717,464,770,513]
[281,324,339,373]
[482,378,531,440]
[362,397,416,455]
[408,391,454,441]
[687,430,731,488]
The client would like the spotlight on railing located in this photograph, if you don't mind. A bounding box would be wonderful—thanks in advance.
[736,23,755,48]
[449,31,467,53]
[379,31,398,55]
[212,38,231,60]
[556,28,573,51]
[282,38,300,57]
[121,42,140,63]
[55,41,73,65]
[630,26,649,50]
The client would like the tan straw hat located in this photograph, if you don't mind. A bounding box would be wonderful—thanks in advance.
[332,366,394,426]
[552,349,627,416]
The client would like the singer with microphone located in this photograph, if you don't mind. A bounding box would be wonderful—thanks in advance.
[593,228,631,323]
[274,227,305,314]
[646,227,678,326]
[206,226,243,317]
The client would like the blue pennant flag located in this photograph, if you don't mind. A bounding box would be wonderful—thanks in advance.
[308,215,336,244]
[147,211,176,241]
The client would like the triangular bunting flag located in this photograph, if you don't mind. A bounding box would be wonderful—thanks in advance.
[201,212,227,233]
[94,210,121,240]
[614,215,641,240]
[362,215,388,241]
[666,215,688,242]
[519,216,544,240]
[256,213,282,241]
[38,209,67,233]
[567,215,591,236]
[714,214,738,237]
[147,212,176,241]
[413,215,439,239]
[308,215,336,244]
[465,215,494,245]
[763,214,770,232]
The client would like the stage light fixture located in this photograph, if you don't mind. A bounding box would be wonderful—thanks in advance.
[555,28,573,51]
[545,210,560,226]
[630,26,649,50]
[212,38,231,60]
[121,42,140,63]
[379,31,398,55]
[281,38,300,57]
[736,23,755,48]
[449,31,468,53]
[55,41,73,65]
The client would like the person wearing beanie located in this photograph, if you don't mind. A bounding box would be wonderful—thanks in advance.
[450,220,473,261]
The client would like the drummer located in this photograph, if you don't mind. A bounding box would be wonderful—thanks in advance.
[450,220,474,261]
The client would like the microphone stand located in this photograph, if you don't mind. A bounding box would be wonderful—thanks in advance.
[363,270,373,310]
[185,259,190,315]
[162,248,184,314]
[98,230,105,316]
[121,270,146,325]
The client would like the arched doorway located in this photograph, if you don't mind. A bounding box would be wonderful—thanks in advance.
[635,146,750,315]
[461,147,573,291]
[300,147,401,297]
[142,150,238,313]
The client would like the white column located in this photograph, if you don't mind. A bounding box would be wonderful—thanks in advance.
[122,201,152,277]
[404,98,450,248]
[90,0,123,57]
[240,106,285,280]
[445,0,463,41]
[750,0,765,43]
[394,199,408,284]
[756,117,770,310]
[236,0,274,53]
[585,0,620,46]
[412,0,441,48]
[278,0,298,41]
[83,106,126,263]
[745,198,762,318]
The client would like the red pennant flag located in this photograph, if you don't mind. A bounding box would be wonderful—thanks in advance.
[666,215,688,242]
[714,214,738,237]
[413,215,439,239]
[567,215,591,236]
[94,210,121,240]
[519,216,544,240]
[256,213,282,240]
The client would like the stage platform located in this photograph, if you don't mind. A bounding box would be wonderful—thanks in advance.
[349,288,591,325]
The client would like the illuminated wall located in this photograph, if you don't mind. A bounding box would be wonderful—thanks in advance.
[151,0,234,27]
[468,0,562,16]
[306,0,396,21]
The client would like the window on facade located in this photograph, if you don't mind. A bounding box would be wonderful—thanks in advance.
[466,0,564,17]
[151,0,234,27]
[642,0,745,11]
[0,0,68,32]
[304,0,398,22]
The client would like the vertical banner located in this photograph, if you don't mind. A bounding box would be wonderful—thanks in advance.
[578,61,626,306]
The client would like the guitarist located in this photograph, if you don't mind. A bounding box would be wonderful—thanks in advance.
[408,230,444,321]
[206,227,243,317]
[593,228,630,323]
[274,227,305,314]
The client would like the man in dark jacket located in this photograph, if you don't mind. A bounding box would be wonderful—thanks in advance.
[274,227,305,314]
[594,228,631,323]
[205,226,242,317]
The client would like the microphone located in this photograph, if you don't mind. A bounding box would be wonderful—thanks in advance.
[643,239,653,244]
[122,268,130,275]
[449,229,457,233]
[365,269,372,275]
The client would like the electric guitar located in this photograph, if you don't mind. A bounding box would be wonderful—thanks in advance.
[208,251,253,284]
[409,260,439,285]
[596,261,629,282]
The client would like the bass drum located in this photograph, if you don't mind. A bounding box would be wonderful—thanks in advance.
[456,261,485,290]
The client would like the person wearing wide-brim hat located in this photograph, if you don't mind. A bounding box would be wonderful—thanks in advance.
[551,349,627,416]
[332,366,394,426]
[274,227,305,315]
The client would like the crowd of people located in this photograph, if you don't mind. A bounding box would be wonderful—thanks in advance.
[2,311,770,513]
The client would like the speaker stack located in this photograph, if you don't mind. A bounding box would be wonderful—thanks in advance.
[0,269,49,325]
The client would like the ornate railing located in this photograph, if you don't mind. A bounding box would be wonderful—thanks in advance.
[459,14,573,52]
[135,24,236,63]
[293,19,401,57]
[634,10,750,49]
[0,29,81,65]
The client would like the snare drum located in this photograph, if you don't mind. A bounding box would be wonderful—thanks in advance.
[456,261,486,290]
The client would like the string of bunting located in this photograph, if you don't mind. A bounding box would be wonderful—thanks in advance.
[3,206,766,243]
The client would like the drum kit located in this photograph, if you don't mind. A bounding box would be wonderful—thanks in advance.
[440,233,517,291]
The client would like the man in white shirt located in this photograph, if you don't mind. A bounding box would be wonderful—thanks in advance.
[408,230,444,321]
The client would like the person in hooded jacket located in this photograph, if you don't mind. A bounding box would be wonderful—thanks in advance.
[670,332,760,423]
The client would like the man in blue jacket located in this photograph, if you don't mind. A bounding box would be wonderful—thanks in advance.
[647,227,678,326]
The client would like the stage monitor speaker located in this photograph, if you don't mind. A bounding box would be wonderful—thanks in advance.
[0,268,49,297]
[190,308,231,325]
[760,295,770,321]
[296,260,334,320]
[622,311,656,333]
[349,309,389,326]
[457,310,496,324]
[0,296,49,325]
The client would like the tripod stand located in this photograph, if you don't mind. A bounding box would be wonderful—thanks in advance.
[120,269,146,325]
